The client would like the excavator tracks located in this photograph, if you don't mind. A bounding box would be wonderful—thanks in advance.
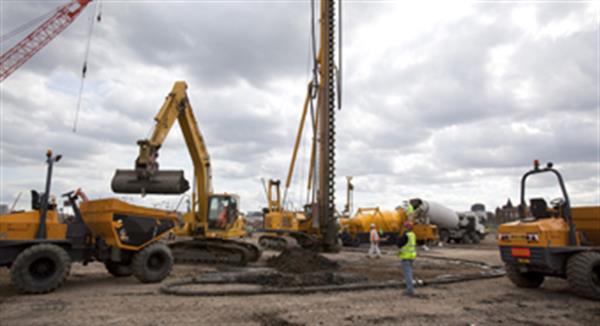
[169,238,261,266]
[258,235,297,251]
[258,231,321,251]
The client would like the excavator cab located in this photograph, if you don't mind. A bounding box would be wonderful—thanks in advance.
[207,194,239,230]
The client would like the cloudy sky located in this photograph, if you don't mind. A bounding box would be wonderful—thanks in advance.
[1,0,598,214]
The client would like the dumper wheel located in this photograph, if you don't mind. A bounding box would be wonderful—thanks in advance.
[505,264,544,288]
[566,251,600,300]
[10,244,71,294]
[132,242,173,283]
[105,261,133,277]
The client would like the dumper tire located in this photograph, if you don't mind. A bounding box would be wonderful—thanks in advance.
[132,242,173,283]
[505,263,544,288]
[566,251,600,300]
[10,244,71,294]
[105,261,133,277]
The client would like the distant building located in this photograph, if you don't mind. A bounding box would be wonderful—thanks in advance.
[0,204,8,215]
[493,198,521,225]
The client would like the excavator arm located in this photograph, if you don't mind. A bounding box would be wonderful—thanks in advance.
[112,81,212,221]
[112,82,260,265]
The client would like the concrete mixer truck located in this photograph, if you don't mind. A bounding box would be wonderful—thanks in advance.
[409,198,485,244]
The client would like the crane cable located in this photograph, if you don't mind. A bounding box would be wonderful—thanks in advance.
[291,1,318,210]
[0,7,55,44]
[307,0,319,205]
[337,0,342,111]
[72,0,101,132]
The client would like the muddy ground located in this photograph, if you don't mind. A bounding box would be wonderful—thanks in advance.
[1,236,599,326]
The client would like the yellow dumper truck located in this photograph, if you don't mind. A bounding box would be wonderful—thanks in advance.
[0,151,178,294]
[498,160,600,300]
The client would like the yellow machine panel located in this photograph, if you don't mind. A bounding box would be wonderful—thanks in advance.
[264,211,304,232]
[414,224,438,243]
[498,217,571,248]
[340,207,438,246]
[0,210,66,241]
[571,206,600,245]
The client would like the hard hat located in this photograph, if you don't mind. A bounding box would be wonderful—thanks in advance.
[370,223,376,228]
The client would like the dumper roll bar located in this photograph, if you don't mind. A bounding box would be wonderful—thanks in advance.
[36,150,61,239]
[519,160,577,246]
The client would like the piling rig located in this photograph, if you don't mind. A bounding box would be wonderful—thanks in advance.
[260,0,342,252]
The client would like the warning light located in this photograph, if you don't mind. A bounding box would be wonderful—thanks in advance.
[533,159,540,170]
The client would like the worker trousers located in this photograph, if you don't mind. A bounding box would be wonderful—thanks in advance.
[368,242,381,258]
[401,259,415,295]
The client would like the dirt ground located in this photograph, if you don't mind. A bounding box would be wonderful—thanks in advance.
[1,236,599,326]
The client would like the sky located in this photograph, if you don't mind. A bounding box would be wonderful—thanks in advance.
[1,0,599,215]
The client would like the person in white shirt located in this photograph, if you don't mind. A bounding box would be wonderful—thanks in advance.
[368,223,382,258]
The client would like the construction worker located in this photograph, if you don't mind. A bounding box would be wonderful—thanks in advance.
[397,220,417,296]
[405,201,414,216]
[368,223,382,258]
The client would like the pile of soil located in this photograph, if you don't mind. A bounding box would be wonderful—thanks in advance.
[267,248,340,274]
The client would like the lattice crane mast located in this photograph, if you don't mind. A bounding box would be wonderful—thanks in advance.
[0,0,92,82]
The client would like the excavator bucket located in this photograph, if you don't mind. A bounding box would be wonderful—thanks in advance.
[111,170,190,194]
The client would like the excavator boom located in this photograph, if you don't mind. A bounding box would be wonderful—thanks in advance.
[111,81,259,265]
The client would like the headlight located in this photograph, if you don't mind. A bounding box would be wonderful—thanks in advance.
[498,233,511,241]
[526,233,540,242]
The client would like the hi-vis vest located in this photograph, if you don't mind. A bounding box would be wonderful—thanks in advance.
[406,204,414,215]
[398,231,417,260]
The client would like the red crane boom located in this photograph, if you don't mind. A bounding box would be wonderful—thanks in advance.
[0,0,92,82]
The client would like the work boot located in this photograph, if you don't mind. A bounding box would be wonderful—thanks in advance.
[403,291,416,297]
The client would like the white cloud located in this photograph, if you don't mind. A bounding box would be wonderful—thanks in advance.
[1,1,598,215]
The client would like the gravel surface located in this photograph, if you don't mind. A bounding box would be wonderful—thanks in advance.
[1,237,599,325]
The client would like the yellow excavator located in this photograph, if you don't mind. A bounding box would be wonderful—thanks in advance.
[111,81,260,265]
[259,0,341,252]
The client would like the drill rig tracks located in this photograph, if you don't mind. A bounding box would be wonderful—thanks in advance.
[169,238,261,266]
